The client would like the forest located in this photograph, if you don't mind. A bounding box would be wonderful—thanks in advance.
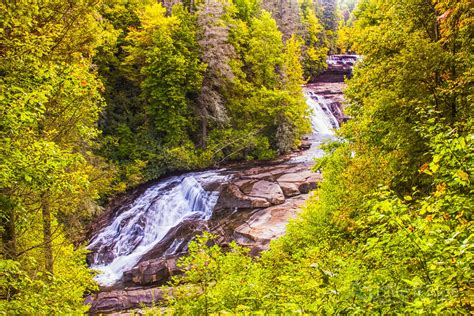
[1,0,472,314]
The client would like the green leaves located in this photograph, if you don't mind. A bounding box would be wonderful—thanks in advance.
[123,2,203,146]
[245,11,283,88]
[0,247,97,314]
[1,0,112,312]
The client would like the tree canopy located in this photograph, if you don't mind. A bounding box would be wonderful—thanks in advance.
[1,0,472,313]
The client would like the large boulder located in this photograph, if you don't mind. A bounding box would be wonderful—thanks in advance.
[234,179,258,194]
[278,182,300,197]
[214,184,271,213]
[277,171,322,194]
[298,173,322,193]
[248,180,285,205]
[123,256,180,287]
[86,288,166,314]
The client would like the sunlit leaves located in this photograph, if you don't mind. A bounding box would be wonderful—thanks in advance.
[1,0,110,312]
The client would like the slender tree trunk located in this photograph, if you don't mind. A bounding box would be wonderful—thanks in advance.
[450,28,458,122]
[1,197,18,300]
[41,195,54,274]
[1,202,17,260]
[201,115,207,149]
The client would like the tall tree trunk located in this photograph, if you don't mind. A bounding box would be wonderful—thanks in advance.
[1,196,18,300]
[1,199,17,260]
[201,115,207,149]
[41,195,54,274]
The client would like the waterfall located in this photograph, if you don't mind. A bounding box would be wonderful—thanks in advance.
[88,171,229,286]
[290,90,341,163]
[305,92,340,133]
[88,89,343,286]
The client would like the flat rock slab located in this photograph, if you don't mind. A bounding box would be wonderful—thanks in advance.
[233,195,307,253]
[86,288,165,314]
[277,173,307,183]
[248,180,285,205]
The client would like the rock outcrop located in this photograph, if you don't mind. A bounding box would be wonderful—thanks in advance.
[211,163,321,255]
[86,288,166,314]
[233,194,308,254]
[123,256,180,287]
[214,183,271,212]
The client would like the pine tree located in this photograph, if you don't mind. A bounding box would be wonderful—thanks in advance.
[261,0,304,42]
[196,0,236,148]
[317,0,338,52]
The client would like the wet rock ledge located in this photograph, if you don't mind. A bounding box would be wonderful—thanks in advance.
[212,163,321,254]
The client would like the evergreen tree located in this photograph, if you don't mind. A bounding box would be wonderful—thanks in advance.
[262,0,303,42]
[317,0,338,52]
[196,0,235,148]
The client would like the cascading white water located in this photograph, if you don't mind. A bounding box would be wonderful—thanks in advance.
[89,91,342,286]
[290,90,341,163]
[306,92,340,133]
[88,171,229,286]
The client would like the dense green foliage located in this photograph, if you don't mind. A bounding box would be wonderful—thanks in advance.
[0,0,335,312]
[2,0,471,313]
[0,0,109,312]
[165,0,473,313]
[96,0,333,183]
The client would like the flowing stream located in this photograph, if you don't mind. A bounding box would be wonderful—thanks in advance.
[88,171,229,286]
[88,56,354,287]
[306,91,340,134]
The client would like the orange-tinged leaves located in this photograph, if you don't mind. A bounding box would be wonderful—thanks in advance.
[437,9,452,22]
[434,183,446,197]
[419,163,429,174]
[457,170,469,182]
